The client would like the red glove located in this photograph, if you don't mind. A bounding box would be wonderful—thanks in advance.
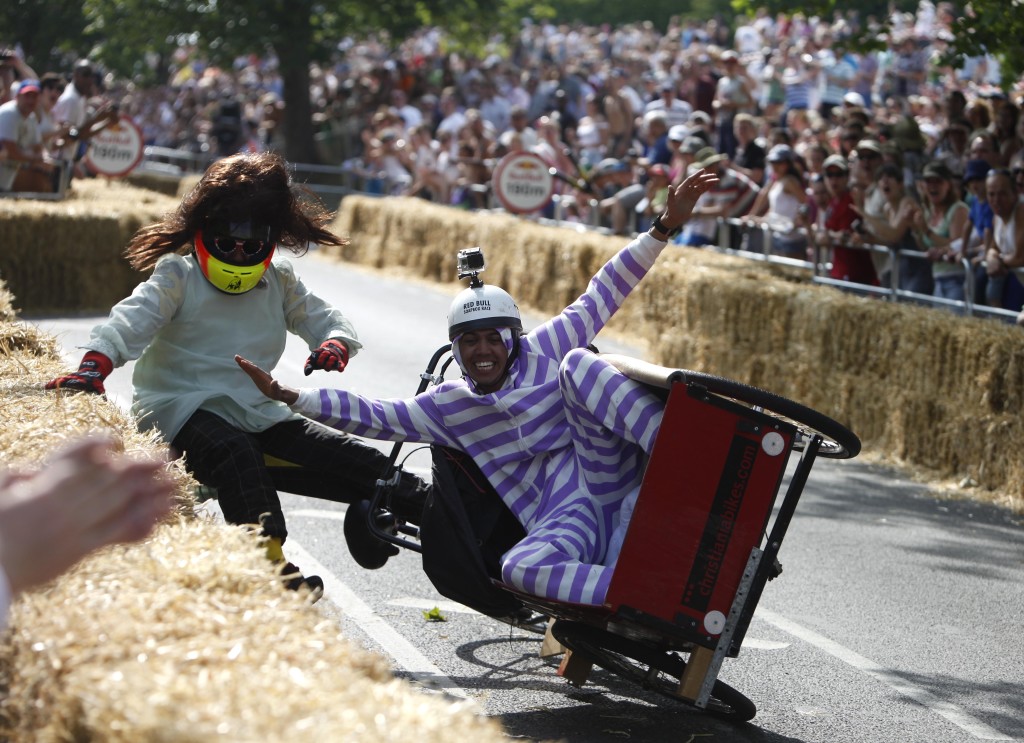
[304,339,349,376]
[45,351,113,394]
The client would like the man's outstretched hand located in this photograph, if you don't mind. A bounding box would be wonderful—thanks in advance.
[235,356,299,405]
[662,168,720,229]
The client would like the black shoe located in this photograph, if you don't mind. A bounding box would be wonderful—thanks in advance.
[280,562,324,603]
[343,499,399,569]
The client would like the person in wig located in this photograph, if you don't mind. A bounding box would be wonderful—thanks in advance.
[47,152,428,597]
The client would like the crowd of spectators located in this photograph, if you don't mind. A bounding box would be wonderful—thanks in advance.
[4,1,1024,317]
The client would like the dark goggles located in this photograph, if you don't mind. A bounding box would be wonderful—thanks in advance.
[210,235,270,257]
[202,221,274,264]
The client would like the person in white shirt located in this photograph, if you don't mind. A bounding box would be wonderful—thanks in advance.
[643,79,693,131]
[0,79,59,192]
[51,59,94,160]
[50,58,118,174]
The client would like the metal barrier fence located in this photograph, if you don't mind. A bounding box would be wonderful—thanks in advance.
[136,148,1020,326]
[709,217,1021,324]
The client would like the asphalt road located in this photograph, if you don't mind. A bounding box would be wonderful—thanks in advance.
[30,250,1024,743]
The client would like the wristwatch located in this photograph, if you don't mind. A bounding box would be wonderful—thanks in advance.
[650,215,681,239]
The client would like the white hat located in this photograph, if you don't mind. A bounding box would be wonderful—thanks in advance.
[842,91,866,107]
[668,124,689,142]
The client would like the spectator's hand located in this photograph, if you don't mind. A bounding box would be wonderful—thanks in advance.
[303,339,349,376]
[236,356,299,405]
[895,201,918,227]
[661,169,719,229]
[0,435,174,596]
[986,250,1008,276]
[44,351,113,395]
[911,210,927,233]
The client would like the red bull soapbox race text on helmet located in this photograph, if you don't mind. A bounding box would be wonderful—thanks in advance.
[447,283,522,340]
[194,220,277,295]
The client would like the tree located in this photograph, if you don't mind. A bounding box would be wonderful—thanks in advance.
[942,0,1024,90]
[0,0,92,74]
[726,0,1024,90]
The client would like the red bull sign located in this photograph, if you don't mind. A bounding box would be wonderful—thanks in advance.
[84,115,145,178]
[492,151,555,214]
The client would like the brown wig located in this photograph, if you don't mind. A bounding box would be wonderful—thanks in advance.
[125,152,348,271]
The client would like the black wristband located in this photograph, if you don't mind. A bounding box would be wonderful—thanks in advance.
[651,215,681,239]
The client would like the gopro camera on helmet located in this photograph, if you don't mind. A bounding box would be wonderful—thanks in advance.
[447,247,522,340]
[457,247,486,286]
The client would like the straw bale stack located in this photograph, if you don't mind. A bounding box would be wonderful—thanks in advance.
[0,278,507,742]
[175,174,203,200]
[0,522,505,742]
[0,180,179,314]
[124,170,184,197]
[330,196,1024,512]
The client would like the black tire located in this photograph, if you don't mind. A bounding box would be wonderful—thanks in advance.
[551,621,756,722]
[673,369,861,459]
[343,499,399,570]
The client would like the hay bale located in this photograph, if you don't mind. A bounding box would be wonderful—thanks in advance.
[0,180,179,314]
[0,522,505,742]
[330,196,1024,512]
[0,298,195,514]
[124,170,185,197]
[177,174,203,200]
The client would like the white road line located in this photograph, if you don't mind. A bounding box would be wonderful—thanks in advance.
[739,638,789,651]
[757,608,1013,741]
[289,508,347,520]
[284,540,471,701]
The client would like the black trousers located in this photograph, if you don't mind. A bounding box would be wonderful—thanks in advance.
[172,409,426,541]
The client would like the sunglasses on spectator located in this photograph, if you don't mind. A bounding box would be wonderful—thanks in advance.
[825,170,846,178]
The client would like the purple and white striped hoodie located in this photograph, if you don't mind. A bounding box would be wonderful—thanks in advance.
[292,233,668,600]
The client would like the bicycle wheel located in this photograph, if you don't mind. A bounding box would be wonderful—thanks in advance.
[673,369,861,459]
[551,621,756,722]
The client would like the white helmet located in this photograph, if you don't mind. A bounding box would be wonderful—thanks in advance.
[447,284,522,340]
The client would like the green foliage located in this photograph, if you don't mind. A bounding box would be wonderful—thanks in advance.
[421,606,447,621]
[541,0,681,27]
[943,0,1024,89]
[0,0,92,75]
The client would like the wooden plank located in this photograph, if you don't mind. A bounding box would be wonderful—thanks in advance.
[557,649,593,686]
[539,618,566,658]
[677,646,715,701]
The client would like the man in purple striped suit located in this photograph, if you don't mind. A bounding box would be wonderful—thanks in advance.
[237,169,719,605]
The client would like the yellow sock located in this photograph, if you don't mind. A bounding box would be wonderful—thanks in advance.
[265,536,285,563]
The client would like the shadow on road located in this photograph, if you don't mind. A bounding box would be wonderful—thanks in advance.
[437,636,809,743]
